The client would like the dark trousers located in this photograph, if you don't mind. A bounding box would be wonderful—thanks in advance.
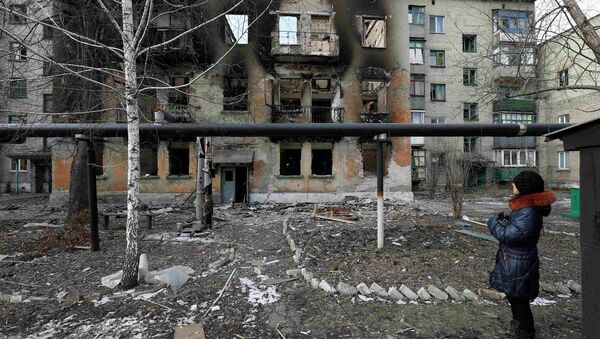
[508,297,535,332]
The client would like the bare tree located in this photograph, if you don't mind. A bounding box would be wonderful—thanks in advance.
[0,0,271,288]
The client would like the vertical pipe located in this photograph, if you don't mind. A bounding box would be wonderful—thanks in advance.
[196,137,203,225]
[86,140,99,251]
[15,159,19,194]
[376,139,384,249]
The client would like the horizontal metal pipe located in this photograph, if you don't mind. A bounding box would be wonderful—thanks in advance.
[0,123,570,141]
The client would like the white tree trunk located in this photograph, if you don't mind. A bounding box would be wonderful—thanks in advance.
[121,0,141,289]
[561,0,600,62]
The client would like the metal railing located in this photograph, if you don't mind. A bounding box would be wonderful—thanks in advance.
[271,31,339,57]
[360,112,389,123]
[271,105,344,123]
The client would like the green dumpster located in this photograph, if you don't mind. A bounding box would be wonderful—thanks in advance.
[562,187,580,219]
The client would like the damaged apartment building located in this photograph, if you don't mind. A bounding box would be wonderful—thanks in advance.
[47,0,538,204]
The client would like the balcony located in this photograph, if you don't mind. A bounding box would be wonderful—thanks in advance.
[360,112,389,123]
[271,105,344,123]
[494,64,535,79]
[410,96,426,110]
[271,31,339,62]
[493,99,536,113]
[493,136,536,149]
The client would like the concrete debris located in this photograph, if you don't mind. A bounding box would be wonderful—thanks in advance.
[336,282,358,296]
[56,291,67,303]
[174,323,206,339]
[356,283,372,296]
[387,287,406,301]
[208,248,235,269]
[0,255,7,262]
[318,280,336,294]
[554,282,571,295]
[310,278,321,289]
[417,287,432,301]
[25,296,49,302]
[282,217,289,235]
[138,254,148,280]
[153,266,194,292]
[445,286,464,302]
[427,285,448,301]
[540,281,557,293]
[101,270,123,289]
[262,278,297,285]
[530,297,557,306]
[399,285,419,301]
[462,289,479,301]
[567,280,581,294]
[478,288,506,301]
[0,293,23,303]
[289,239,296,252]
[311,206,358,224]
[369,283,388,298]
[301,268,313,282]
[358,295,374,302]
[286,269,302,278]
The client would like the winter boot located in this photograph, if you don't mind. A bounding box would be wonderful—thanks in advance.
[515,328,535,339]
[509,320,520,337]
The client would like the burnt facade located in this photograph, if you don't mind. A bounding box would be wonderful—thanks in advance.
[50,0,413,203]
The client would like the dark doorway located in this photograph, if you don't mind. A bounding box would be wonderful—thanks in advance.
[221,167,248,203]
[312,99,332,123]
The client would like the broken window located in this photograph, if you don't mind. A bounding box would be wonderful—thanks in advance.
[280,144,301,176]
[225,14,249,44]
[152,12,186,29]
[409,39,425,64]
[9,79,27,98]
[43,94,53,113]
[493,10,532,34]
[410,74,425,97]
[279,15,298,45]
[279,78,303,108]
[311,144,333,176]
[9,42,27,61]
[429,50,445,67]
[463,68,477,86]
[430,84,445,101]
[429,16,444,33]
[409,6,425,25]
[361,142,390,175]
[9,5,26,24]
[312,79,331,91]
[168,143,189,176]
[43,20,53,40]
[361,80,387,113]
[559,69,569,87]
[141,143,159,177]
[463,103,478,121]
[464,137,477,153]
[224,75,248,111]
[462,35,477,52]
[411,149,426,180]
[362,17,386,48]
[168,76,189,113]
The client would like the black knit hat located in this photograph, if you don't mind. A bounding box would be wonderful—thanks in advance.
[513,171,545,195]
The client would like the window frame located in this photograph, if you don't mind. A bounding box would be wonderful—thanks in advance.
[9,79,27,98]
[494,149,537,167]
[429,50,445,67]
[311,145,333,176]
[430,83,446,102]
[8,115,26,124]
[9,42,27,61]
[463,68,477,86]
[558,114,570,124]
[43,94,53,113]
[429,15,444,34]
[464,137,478,153]
[559,69,569,87]
[10,159,28,172]
[224,14,249,45]
[463,103,479,121]
[410,74,425,97]
[557,151,570,170]
[408,5,425,25]
[462,34,477,53]
[9,5,27,24]
[411,149,426,180]
[279,144,302,176]
[362,16,387,49]
[409,39,425,64]
[279,15,300,46]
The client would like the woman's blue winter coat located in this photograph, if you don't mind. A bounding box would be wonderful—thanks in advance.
[487,191,556,300]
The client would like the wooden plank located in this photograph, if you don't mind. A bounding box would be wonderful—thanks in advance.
[454,229,498,243]
[174,324,205,339]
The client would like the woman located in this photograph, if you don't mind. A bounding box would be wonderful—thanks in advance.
[487,171,556,339]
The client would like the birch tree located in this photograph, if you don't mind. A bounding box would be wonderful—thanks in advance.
[0,0,271,288]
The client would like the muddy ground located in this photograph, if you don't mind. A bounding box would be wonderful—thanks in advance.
[0,189,581,338]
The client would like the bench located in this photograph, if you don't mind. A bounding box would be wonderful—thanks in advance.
[100,212,155,230]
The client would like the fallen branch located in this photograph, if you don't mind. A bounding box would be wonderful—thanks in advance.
[142,299,175,312]
[202,268,237,318]
[276,328,287,339]
[313,214,357,224]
